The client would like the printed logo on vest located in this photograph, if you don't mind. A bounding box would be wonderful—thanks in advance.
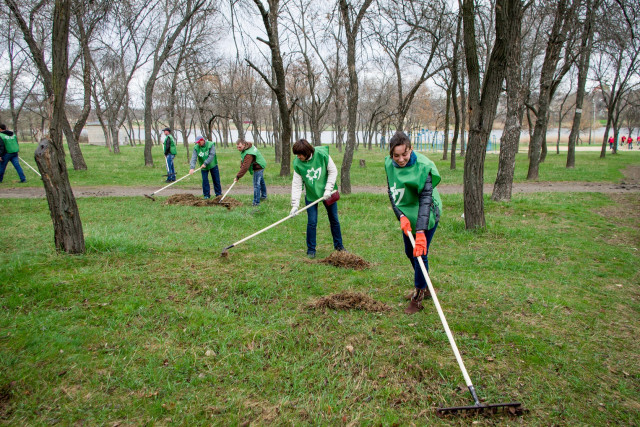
[390,182,405,205]
[306,167,322,183]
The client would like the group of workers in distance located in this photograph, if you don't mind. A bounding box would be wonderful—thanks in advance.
[162,129,442,315]
[608,134,639,150]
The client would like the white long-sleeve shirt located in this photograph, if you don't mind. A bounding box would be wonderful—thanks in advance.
[291,154,338,208]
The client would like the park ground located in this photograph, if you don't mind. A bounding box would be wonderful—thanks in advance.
[0,145,639,425]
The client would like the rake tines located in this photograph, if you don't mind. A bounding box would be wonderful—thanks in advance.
[437,401,523,417]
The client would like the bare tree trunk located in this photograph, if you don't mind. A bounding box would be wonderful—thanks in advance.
[450,11,462,170]
[527,0,574,179]
[246,0,292,176]
[442,87,451,160]
[143,0,207,166]
[111,126,121,154]
[271,89,281,163]
[71,9,94,145]
[34,0,84,253]
[492,3,525,201]
[567,0,595,168]
[339,0,373,194]
[462,0,522,229]
[459,58,467,158]
[335,98,343,153]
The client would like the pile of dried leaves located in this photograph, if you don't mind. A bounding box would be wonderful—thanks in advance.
[307,291,390,312]
[164,193,242,209]
[318,251,370,270]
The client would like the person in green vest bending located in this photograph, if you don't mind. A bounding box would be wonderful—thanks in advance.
[234,139,267,206]
[162,127,177,182]
[189,135,221,199]
[290,139,345,259]
[385,131,442,315]
[0,123,27,183]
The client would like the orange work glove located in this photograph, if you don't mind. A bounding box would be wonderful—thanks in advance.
[400,216,412,235]
[414,231,427,257]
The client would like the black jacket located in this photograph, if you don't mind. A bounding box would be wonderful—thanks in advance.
[0,130,11,158]
[387,172,440,231]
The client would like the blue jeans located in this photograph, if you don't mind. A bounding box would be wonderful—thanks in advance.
[305,197,344,254]
[0,152,26,182]
[252,169,267,205]
[165,154,176,181]
[201,165,222,197]
[402,223,438,289]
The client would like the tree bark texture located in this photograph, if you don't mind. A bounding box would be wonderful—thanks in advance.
[247,0,292,175]
[5,0,87,171]
[36,0,85,254]
[442,87,450,160]
[35,138,85,253]
[450,11,462,170]
[271,89,281,163]
[527,0,574,180]
[491,3,526,202]
[462,0,522,229]
[339,0,373,194]
[459,58,467,158]
[566,10,593,170]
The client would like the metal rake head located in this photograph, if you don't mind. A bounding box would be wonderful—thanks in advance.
[437,402,523,417]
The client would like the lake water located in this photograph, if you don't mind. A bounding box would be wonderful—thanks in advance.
[112,126,614,146]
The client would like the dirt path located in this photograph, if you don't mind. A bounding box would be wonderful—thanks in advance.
[1,166,638,199]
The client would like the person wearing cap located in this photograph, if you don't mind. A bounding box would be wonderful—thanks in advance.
[0,123,27,183]
[189,135,221,199]
[234,139,267,207]
[162,127,177,182]
[385,131,442,315]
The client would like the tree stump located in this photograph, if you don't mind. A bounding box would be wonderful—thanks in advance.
[359,159,366,168]
[35,138,85,254]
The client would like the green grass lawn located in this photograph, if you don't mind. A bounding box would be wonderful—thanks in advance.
[1,192,638,425]
[5,142,639,188]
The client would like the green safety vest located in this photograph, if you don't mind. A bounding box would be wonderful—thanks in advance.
[384,152,442,231]
[164,135,177,155]
[240,145,266,175]
[195,140,218,169]
[293,145,337,201]
[0,133,19,154]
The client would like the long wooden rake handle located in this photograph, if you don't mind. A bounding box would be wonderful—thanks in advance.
[18,156,41,177]
[219,180,237,202]
[221,190,336,254]
[146,166,203,199]
[405,231,480,406]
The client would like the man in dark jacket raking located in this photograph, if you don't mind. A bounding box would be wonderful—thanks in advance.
[0,123,27,183]
[234,139,267,207]
[162,127,177,182]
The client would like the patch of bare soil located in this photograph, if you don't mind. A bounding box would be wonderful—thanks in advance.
[614,164,640,191]
[164,193,242,209]
[307,291,390,312]
[594,193,640,247]
[318,251,371,270]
